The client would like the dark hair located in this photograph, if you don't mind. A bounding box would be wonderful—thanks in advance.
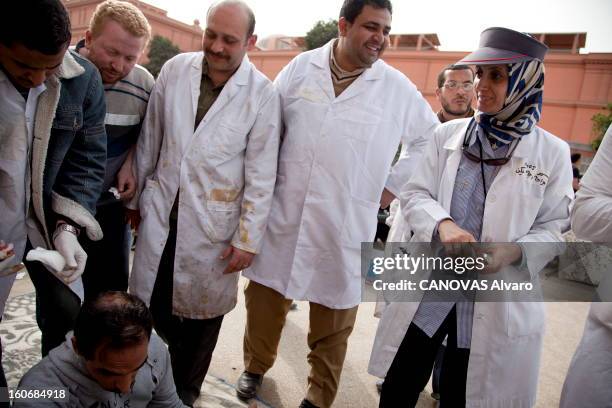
[208,0,256,39]
[339,0,393,23]
[74,292,153,360]
[0,0,71,55]
[571,153,582,163]
[437,64,474,89]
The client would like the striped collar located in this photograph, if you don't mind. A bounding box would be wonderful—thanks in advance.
[329,39,366,83]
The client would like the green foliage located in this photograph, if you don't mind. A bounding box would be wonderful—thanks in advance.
[305,19,338,50]
[144,35,181,78]
[591,103,612,151]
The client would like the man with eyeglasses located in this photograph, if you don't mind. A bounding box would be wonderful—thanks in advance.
[435,64,475,123]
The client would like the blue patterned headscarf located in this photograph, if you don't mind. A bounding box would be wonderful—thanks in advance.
[475,60,545,145]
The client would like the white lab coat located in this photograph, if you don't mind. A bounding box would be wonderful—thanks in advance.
[128,52,281,319]
[560,126,612,408]
[369,119,573,407]
[243,40,438,309]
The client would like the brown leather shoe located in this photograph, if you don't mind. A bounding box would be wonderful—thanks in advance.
[236,371,263,400]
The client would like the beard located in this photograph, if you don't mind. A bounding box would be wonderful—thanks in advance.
[441,98,471,117]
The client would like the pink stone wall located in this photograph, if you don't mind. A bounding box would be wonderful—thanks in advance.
[249,50,612,156]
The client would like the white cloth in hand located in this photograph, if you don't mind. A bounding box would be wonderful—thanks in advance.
[53,229,87,283]
[26,247,66,274]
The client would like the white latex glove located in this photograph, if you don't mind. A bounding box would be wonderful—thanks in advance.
[53,229,87,283]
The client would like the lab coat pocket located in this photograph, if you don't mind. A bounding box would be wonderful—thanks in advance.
[205,200,241,243]
[341,196,380,250]
[335,104,382,144]
[139,179,159,219]
[506,302,545,337]
[207,122,248,161]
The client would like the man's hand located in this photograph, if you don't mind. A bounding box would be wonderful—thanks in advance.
[53,229,87,284]
[0,240,15,261]
[477,243,523,274]
[380,188,396,209]
[220,246,255,274]
[125,208,141,230]
[0,240,16,272]
[116,156,137,200]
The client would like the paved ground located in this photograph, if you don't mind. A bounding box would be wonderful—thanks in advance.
[2,272,589,407]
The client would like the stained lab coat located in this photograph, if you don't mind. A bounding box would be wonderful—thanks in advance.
[560,126,612,408]
[243,40,438,309]
[128,52,281,319]
[369,119,573,407]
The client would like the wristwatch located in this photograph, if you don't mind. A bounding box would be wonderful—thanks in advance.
[54,222,81,238]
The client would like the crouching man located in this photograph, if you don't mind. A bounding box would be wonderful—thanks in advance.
[15,292,186,408]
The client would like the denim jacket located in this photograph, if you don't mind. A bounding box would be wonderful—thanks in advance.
[32,50,106,246]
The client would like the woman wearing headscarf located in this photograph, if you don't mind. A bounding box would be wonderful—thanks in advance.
[368,27,573,407]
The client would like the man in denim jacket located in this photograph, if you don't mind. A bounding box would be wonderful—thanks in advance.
[0,0,106,388]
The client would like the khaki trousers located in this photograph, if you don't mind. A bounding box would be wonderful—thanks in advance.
[243,280,358,408]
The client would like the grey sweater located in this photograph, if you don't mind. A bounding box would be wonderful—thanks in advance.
[14,333,186,408]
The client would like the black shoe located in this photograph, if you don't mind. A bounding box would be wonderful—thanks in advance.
[236,371,263,400]
[298,399,320,408]
[376,379,384,394]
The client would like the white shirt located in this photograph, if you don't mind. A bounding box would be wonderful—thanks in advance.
[0,70,46,268]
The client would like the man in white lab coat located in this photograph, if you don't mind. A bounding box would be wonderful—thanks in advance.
[560,126,612,408]
[127,1,281,405]
[238,1,438,407]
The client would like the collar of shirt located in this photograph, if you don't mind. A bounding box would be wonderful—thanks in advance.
[329,39,366,79]
[201,57,229,90]
[465,125,510,159]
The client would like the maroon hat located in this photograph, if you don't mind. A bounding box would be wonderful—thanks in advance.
[457,27,548,65]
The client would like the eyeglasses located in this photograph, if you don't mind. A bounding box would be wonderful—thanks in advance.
[461,123,520,166]
[444,81,474,92]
